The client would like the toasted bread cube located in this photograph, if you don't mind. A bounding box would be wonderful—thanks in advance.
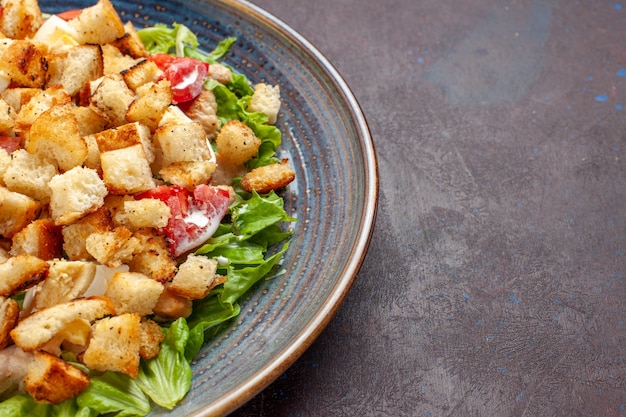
[101,43,138,75]
[0,98,16,136]
[85,226,140,268]
[67,0,125,45]
[139,318,164,360]
[123,199,171,229]
[182,89,219,137]
[0,148,10,186]
[0,296,19,349]
[10,218,62,260]
[10,296,115,351]
[169,254,218,300]
[25,350,89,405]
[241,160,296,194]
[14,87,72,136]
[154,122,211,167]
[94,122,154,162]
[0,40,47,88]
[48,44,104,97]
[127,228,177,282]
[27,104,88,171]
[126,79,172,132]
[3,149,58,203]
[159,160,217,190]
[0,0,42,40]
[215,120,261,165]
[61,207,112,261]
[1,87,40,113]
[112,21,149,59]
[83,313,141,378]
[105,271,164,315]
[100,144,155,195]
[121,59,161,91]
[0,186,41,238]
[48,166,108,226]
[248,83,281,124]
[0,254,48,297]
[71,106,108,137]
[33,260,97,310]
[89,73,135,127]
[153,286,193,320]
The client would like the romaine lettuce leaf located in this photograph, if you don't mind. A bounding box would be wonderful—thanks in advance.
[76,371,151,417]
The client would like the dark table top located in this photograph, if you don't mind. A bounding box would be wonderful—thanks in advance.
[232,0,626,416]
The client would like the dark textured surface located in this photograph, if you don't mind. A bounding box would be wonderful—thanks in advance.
[233,0,626,416]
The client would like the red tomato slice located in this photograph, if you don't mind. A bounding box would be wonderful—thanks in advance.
[0,136,21,154]
[147,55,209,103]
[56,9,82,21]
[136,184,230,257]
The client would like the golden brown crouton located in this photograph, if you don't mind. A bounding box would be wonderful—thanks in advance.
[47,44,104,97]
[0,186,41,238]
[105,271,164,315]
[3,148,58,203]
[112,21,149,59]
[0,40,48,88]
[85,226,140,268]
[48,166,108,226]
[0,296,19,349]
[100,144,156,195]
[67,0,125,45]
[82,313,141,378]
[89,73,136,127]
[126,79,172,132]
[123,199,171,229]
[33,260,97,310]
[61,207,113,261]
[71,105,108,137]
[215,119,261,165]
[1,87,40,113]
[0,98,16,136]
[153,286,193,320]
[121,59,161,91]
[153,121,212,167]
[101,43,137,75]
[127,228,177,282]
[159,160,217,190]
[10,218,63,260]
[241,159,296,194]
[25,350,90,405]
[10,296,115,351]
[169,254,218,300]
[247,83,281,124]
[0,0,42,40]
[93,121,154,163]
[139,318,164,360]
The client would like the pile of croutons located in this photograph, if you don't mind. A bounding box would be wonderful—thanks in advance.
[0,0,294,405]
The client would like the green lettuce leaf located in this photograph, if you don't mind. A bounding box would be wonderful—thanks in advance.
[137,22,198,57]
[76,372,151,417]
[231,191,296,238]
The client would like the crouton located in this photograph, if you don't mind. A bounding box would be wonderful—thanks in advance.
[93,122,154,162]
[10,218,63,260]
[0,186,41,238]
[100,144,156,195]
[154,121,212,167]
[0,148,10,186]
[153,286,193,320]
[82,313,141,378]
[126,79,172,131]
[215,119,261,165]
[127,228,177,282]
[71,106,108,137]
[102,194,134,228]
[121,59,161,91]
[33,260,97,310]
[0,254,48,297]
[89,73,136,127]
[85,226,140,268]
[0,98,16,136]
[105,271,164,315]
[159,160,217,190]
[13,87,71,134]
[0,0,42,40]
[247,83,281,124]
[3,149,57,203]
[10,296,115,351]
[0,296,19,349]
[61,207,112,261]
[123,199,171,229]
[111,21,149,59]
[67,0,125,45]
[24,350,90,405]
[241,159,296,194]
[180,89,219,137]
[1,87,40,114]
[48,44,104,97]
[48,166,108,226]
[139,318,164,360]
[169,254,218,300]
[0,40,48,88]
[27,103,88,171]
[101,43,138,75]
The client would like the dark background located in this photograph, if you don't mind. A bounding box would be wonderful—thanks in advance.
[233,0,626,416]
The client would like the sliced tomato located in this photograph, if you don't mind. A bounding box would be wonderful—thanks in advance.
[147,54,209,103]
[136,184,230,257]
[0,136,21,154]
[56,9,82,21]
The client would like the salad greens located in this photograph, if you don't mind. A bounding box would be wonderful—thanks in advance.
[0,20,295,417]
